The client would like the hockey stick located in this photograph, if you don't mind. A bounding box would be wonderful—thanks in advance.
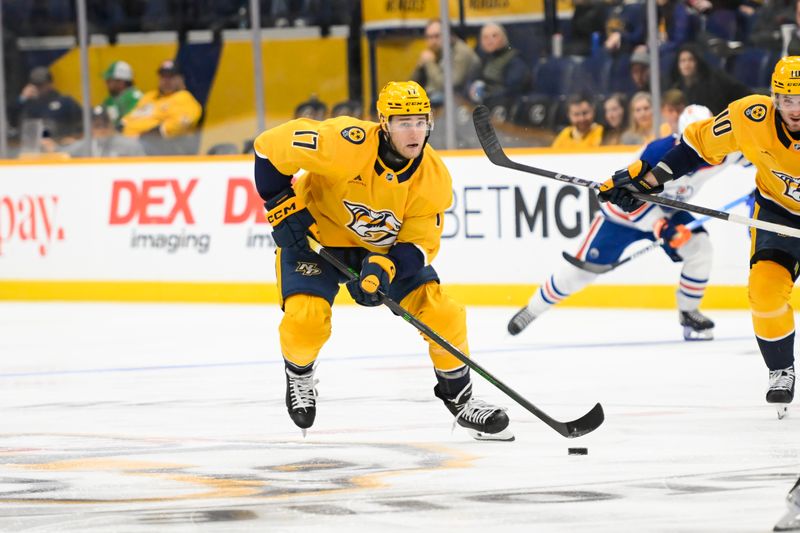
[473,105,800,239]
[562,192,753,274]
[306,236,604,439]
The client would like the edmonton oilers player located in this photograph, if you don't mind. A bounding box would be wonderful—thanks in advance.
[509,105,739,340]
[254,81,512,441]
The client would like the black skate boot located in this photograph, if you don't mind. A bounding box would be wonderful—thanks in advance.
[679,310,714,341]
[435,382,514,441]
[767,366,795,420]
[285,362,318,436]
[508,306,536,336]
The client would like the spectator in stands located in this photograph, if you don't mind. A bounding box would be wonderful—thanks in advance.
[669,43,750,114]
[604,0,646,53]
[466,22,531,108]
[411,19,481,106]
[787,0,800,54]
[101,60,142,131]
[658,0,700,53]
[16,66,82,145]
[552,94,604,149]
[748,0,794,51]
[566,0,613,56]
[601,92,628,145]
[620,91,655,145]
[660,88,688,135]
[629,45,651,94]
[122,59,202,155]
[52,106,145,158]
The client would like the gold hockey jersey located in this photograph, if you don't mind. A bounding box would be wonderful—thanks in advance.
[683,94,800,215]
[253,116,452,262]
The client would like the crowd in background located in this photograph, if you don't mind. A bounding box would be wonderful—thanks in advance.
[4,0,800,157]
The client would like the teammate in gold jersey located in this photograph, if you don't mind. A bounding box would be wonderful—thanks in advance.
[253,81,512,440]
[598,57,800,417]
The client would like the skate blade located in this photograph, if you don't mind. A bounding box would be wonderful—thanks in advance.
[467,427,515,442]
[776,404,790,420]
[683,327,713,341]
[773,509,800,531]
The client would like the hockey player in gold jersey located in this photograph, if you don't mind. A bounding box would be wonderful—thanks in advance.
[598,57,800,417]
[253,81,512,440]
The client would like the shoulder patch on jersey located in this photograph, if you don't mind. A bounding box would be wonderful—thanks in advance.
[341,126,366,145]
[744,103,767,122]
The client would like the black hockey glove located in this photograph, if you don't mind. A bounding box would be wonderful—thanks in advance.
[346,253,396,307]
[264,188,317,252]
[597,160,663,213]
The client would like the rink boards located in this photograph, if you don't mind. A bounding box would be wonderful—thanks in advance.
[0,149,765,307]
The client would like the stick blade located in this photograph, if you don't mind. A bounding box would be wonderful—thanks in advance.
[563,403,605,438]
[561,251,614,274]
[472,105,509,166]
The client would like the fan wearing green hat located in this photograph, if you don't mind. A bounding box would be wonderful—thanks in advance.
[101,61,142,130]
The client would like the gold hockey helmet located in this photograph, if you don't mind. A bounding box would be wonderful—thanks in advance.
[772,56,800,95]
[376,81,432,131]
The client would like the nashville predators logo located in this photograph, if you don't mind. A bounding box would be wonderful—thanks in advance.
[343,200,401,246]
[341,126,366,145]
[772,169,800,203]
[295,262,322,276]
[744,103,767,122]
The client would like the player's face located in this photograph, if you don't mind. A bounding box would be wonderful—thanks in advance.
[775,93,800,131]
[387,115,430,159]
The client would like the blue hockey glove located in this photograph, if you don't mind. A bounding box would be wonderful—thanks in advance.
[264,188,317,252]
[597,160,663,213]
[346,253,396,307]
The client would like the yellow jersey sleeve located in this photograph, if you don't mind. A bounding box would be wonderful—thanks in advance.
[253,116,378,180]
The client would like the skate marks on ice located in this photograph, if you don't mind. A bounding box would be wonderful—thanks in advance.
[0,432,797,531]
[0,433,476,529]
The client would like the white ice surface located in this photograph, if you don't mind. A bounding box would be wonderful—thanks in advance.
[0,302,796,532]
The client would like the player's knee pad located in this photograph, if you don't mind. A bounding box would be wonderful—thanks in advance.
[400,282,468,371]
[279,294,332,367]
[749,260,794,341]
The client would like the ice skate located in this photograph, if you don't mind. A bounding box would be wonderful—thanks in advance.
[285,364,318,436]
[767,366,795,420]
[507,306,536,336]
[435,382,514,441]
[679,310,714,341]
[774,477,800,531]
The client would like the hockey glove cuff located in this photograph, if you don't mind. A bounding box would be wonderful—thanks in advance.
[347,253,396,307]
[597,160,663,213]
[264,188,318,252]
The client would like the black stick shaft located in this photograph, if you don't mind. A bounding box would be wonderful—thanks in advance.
[473,105,800,239]
[306,237,604,438]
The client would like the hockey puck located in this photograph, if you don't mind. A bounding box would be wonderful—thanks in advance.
[568,447,588,455]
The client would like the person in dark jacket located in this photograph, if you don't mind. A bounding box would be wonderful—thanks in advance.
[466,23,531,108]
[15,66,82,145]
[669,44,750,114]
